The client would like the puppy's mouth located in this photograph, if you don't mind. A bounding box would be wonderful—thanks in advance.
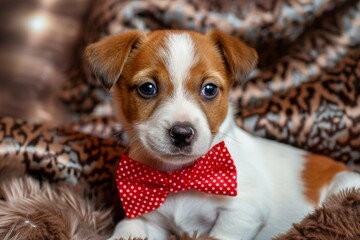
[146,139,204,165]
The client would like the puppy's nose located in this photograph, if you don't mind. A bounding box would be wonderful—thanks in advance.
[169,123,195,148]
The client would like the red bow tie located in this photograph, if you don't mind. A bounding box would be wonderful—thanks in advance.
[116,141,237,218]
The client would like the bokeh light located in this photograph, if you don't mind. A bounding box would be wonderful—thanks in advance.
[26,13,49,33]
[25,11,51,34]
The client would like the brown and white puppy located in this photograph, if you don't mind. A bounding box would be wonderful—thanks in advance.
[85,30,360,240]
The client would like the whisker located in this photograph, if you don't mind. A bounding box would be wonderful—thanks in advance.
[211,130,244,146]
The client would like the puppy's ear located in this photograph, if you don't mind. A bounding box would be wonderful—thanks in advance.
[207,30,258,84]
[84,31,144,90]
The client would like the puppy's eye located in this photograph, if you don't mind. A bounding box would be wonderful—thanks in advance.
[137,82,157,98]
[201,83,218,100]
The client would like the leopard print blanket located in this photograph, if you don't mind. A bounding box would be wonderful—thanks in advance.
[0,0,359,221]
[62,0,360,167]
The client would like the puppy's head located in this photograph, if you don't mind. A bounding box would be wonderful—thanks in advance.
[85,30,257,167]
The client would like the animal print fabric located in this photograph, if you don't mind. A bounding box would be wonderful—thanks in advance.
[62,0,360,170]
[0,117,124,206]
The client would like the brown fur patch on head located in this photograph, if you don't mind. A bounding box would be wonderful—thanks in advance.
[0,176,112,240]
[85,31,145,89]
[113,31,175,124]
[206,29,258,84]
[302,153,349,205]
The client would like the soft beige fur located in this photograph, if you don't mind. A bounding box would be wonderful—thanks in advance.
[0,174,112,240]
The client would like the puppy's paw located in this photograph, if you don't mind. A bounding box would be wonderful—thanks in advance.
[109,218,148,240]
[107,234,147,240]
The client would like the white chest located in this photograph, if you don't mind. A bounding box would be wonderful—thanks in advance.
[145,191,225,236]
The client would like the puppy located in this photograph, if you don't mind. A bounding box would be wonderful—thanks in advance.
[85,30,360,240]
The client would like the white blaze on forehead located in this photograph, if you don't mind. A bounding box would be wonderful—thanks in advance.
[159,33,203,124]
[160,33,197,85]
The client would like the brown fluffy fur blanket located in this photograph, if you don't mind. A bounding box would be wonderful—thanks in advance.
[274,188,360,240]
[0,175,112,240]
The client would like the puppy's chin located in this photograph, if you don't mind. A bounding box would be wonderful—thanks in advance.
[156,152,203,167]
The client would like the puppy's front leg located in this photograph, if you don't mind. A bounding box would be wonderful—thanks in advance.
[108,217,169,240]
[209,205,266,240]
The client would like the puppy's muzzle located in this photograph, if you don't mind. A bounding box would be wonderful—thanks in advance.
[169,122,195,149]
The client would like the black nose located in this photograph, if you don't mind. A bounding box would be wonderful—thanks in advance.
[169,123,195,148]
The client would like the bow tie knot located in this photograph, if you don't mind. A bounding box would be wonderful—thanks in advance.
[116,141,237,218]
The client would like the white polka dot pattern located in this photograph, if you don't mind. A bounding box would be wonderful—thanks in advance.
[116,141,237,218]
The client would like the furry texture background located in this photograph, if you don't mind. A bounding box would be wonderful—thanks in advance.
[275,188,360,240]
[0,172,112,240]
